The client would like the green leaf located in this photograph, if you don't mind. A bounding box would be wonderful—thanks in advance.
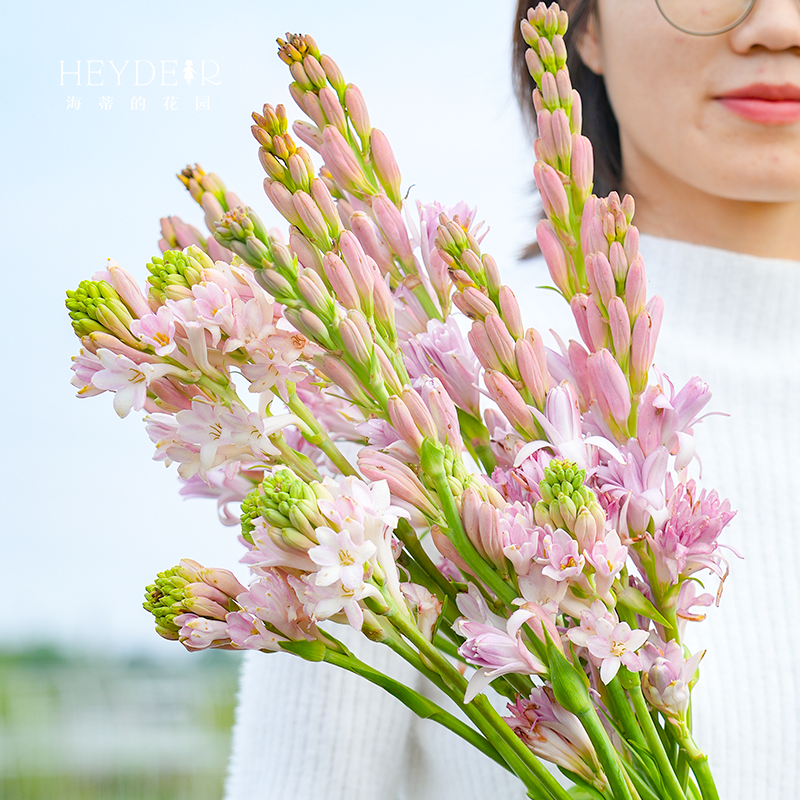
[616,585,671,627]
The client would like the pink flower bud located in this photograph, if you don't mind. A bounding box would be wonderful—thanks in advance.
[515,338,547,407]
[199,567,247,600]
[482,254,501,296]
[551,108,572,164]
[358,449,439,518]
[587,300,609,351]
[555,68,572,104]
[107,262,151,320]
[319,87,347,134]
[402,386,438,440]
[570,134,593,202]
[296,271,333,316]
[301,92,327,130]
[624,255,646,320]
[484,370,536,437]
[287,153,311,193]
[372,195,413,263]
[608,241,628,282]
[339,230,375,297]
[485,313,517,373]
[320,54,345,93]
[320,126,370,194]
[587,349,631,426]
[607,297,631,360]
[264,180,303,228]
[498,286,524,340]
[302,54,327,89]
[520,19,538,49]
[290,60,313,91]
[534,162,570,225]
[574,507,598,551]
[623,225,640,266]
[388,395,425,451]
[284,307,331,347]
[479,503,505,570]
[370,129,402,205]
[258,148,286,182]
[292,120,323,153]
[310,178,342,237]
[460,286,497,319]
[318,356,374,407]
[431,525,471,574]
[323,252,361,310]
[371,268,396,330]
[345,84,371,141]
[290,229,326,279]
[567,341,593,410]
[468,321,503,372]
[570,294,594,353]
[419,376,462,454]
[562,87,578,132]
[584,252,615,308]
[293,190,330,245]
[536,109,558,165]
[461,487,485,556]
[339,316,372,366]
[536,219,571,296]
[350,212,398,278]
[374,346,404,395]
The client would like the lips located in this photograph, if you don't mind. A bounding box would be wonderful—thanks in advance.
[716,83,800,124]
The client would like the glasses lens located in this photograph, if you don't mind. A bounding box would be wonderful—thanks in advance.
[655,0,755,35]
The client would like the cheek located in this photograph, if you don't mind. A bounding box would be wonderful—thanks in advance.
[600,26,707,179]
[595,10,800,203]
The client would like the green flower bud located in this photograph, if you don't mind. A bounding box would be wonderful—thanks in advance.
[146,250,205,304]
[241,468,328,544]
[65,279,136,341]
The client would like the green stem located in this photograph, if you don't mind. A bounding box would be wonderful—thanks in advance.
[411,281,444,322]
[621,761,662,800]
[605,676,647,750]
[284,388,358,476]
[394,519,458,602]
[421,440,518,607]
[576,705,638,800]
[676,733,718,800]
[625,680,686,800]
[386,607,572,800]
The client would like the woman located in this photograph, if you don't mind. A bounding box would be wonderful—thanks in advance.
[225,1,800,797]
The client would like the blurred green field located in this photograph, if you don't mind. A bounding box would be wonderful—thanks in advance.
[0,647,239,800]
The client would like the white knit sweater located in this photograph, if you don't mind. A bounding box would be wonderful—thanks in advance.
[224,235,800,800]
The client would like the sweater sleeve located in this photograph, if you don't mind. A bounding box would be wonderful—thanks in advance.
[224,626,419,800]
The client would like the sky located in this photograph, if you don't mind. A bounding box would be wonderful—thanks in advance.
[1,0,556,656]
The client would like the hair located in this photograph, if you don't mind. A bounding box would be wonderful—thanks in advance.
[512,0,623,200]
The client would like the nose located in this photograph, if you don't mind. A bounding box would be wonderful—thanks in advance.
[728,0,800,51]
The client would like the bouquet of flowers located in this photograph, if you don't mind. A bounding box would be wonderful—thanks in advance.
[65,5,734,799]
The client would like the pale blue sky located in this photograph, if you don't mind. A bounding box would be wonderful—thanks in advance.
[2,0,551,655]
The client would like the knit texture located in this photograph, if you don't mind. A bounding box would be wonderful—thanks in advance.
[224,235,800,799]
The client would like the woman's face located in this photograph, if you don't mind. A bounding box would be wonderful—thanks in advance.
[579,0,800,206]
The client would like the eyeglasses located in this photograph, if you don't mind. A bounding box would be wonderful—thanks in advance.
[655,0,757,35]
